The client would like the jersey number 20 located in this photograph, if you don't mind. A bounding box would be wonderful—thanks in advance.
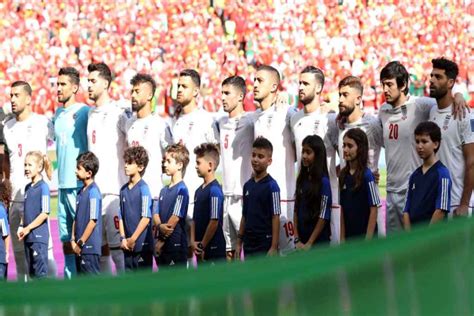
[388,123,399,140]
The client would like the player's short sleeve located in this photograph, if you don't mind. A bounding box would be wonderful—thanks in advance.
[403,175,415,213]
[319,177,332,220]
[40,183,51,214]
[117,111,131,135]
[209,185,224,220]
[364,169,381,207]
[0,208,9,236]
[206,119,219,143]
[460,113,474,145]
[172,187,189,218]
[140,184,153,218]
[435,167,452,212]
[269,180,281,216]
[326,114,339,149]
[89,188,101,220]
[160,122,173,151]
[415,97,437,117]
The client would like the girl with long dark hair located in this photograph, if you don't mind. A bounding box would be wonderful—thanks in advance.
[339,128,380,240]
[293,135,331,250]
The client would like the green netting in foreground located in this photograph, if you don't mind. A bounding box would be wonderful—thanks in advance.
[1,219,473,315]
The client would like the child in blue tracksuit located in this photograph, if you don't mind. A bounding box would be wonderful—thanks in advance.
[0,180,11,280]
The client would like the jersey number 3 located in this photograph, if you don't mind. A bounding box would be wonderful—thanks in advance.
[388,123,399,140]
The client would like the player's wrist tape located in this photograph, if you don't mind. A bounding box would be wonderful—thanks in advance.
[19,224,24,228]
[197,242,204,250]
[120,235,126,242]
[77,240,84,249]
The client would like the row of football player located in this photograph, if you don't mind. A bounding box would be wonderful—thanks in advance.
[0,57,471,280]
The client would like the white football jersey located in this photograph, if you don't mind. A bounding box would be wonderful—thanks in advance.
[126,113,173,198]
[3,113,53,202]
[430,105,474,207]
[379,96,435,192]
[218,112,255,197]
[327,112,383,171]
[87,102,129,195]
[290,108,339,204]
[172,108,219,202]
[254,105,296,199]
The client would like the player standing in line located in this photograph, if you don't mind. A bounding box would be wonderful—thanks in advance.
[154,144,190,267]
[428,58,474,217]
[18,152,52,279]
[119,147,153,271]
[290,66,340,243]
[191,143,226,264]
[54,67,90,278]
[0,180,11,280]
[293,135,332,250]
[339,129,380,240]
[378,61,465,233]
[4,81,57,280]
[217,76,254,260]
[71,152,102,275]
[236,137,280,258]
[253,65,296,254]
[87,62,128,273]
[403,122,451,228]
[172,69,218,266]
[326,76,384,235]
[126,73,172,216]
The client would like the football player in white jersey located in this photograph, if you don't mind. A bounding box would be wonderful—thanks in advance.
[378,61,466,233]
[253,65,297,254]
[3,81,57,280]
[217,76,254,260]
[126,73,172,208]
[172,69,218,265]
[87,62,128,273]
[326,76,384,235]
[290,66,341,243]
[429,58,474,216]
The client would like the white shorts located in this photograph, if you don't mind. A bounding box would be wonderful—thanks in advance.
[102,194,121,248]
[330,205,341,245]
[279,200,296,255]
[223,195,243,251]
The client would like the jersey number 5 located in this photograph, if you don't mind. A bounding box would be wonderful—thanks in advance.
[92,130,96,144]
[18,144,22,157]
[114,215,120,230]
[388,123,398,140]
[224,134,229,149]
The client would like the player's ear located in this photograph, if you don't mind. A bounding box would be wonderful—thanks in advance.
[138,165,145,174]
[447,78,455,90]
[356,94,362,107]
[271,83,278,94]
[72,83,79,95]
[193,86,199,98]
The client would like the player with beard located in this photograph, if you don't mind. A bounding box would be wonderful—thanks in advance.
[54,68,90,278]
[217,76,254,260]
[327,76,384,235]
[378,61,466,233]
[290,66,340,244]
[3,81,57,280]
[172,69,218,267]
[253,65,296,254]
[86,62,129,273]
[428,58,474,217]
[126,73,172,219]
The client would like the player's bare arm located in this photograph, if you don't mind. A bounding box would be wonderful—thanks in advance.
[235,216,245,261]
[403,213,411,231]
[127,217,150,249]
[304,218,327,250]
[366,206,378,240]
[456,143,474,216]
[267,215,280,256]
[18,212,48,241]
[430,209,446,225]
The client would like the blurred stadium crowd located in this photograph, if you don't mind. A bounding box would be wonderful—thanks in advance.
[0,0,472,116]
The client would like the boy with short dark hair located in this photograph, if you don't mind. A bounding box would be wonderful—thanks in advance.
[119,146,153,271]
[191,143,226,264]
[154,144,190,267]
[403,122,452,229]
[236,137,281,258]
[71,151,102,275]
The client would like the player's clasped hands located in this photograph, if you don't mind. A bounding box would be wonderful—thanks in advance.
[71,241,82,255]
[17,226,31,241]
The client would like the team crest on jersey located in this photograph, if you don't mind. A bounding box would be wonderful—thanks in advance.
[267,114,273,128]
[401,105,407,120]
[27,125,32,135]
[313,120,320,134]
[442,115,451,131]
[144,125,149,135]
[188,122,194,131]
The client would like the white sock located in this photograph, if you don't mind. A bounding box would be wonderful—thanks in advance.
[110,249,125,273]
